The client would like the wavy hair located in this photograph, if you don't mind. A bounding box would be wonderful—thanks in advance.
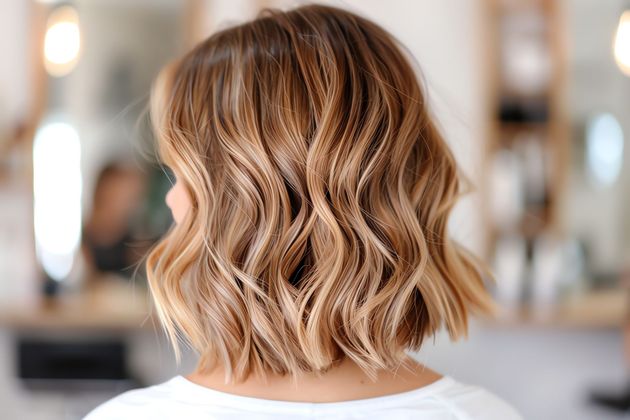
[146,3,497,383]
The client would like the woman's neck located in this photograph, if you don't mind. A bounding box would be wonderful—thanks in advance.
[184,356,444,403]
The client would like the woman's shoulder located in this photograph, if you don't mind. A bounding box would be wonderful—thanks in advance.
[83,378,180,420]
[386,361,522,419]
[433,377,523,420]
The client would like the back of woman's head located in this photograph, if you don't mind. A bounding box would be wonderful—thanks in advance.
[147,3,497,383]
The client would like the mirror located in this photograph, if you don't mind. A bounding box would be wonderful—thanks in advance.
[24,0,190,298]
[565,0,629,283]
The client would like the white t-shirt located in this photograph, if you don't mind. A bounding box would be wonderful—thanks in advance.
[84,375,522,419]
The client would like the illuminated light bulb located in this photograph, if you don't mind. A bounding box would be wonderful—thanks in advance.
[614,10,630,76]
[33,121,82,281]
[43,6,81,77]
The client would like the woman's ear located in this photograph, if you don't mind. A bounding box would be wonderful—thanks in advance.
[165,179,191,224]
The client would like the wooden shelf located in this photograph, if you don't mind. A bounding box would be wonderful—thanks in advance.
[478,288,629,329]
[0,274,154,331]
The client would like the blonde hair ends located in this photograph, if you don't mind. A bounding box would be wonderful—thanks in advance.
[146,4,498,384]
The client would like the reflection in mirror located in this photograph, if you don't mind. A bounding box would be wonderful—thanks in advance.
[565,0,630,285]
[30,0,188,295]
[585,113,624,188]
[33,118,82,282]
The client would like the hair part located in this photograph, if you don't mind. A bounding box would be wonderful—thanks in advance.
[146,3,498,384]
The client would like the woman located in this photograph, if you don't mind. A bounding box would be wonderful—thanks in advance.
[86,4,522,419]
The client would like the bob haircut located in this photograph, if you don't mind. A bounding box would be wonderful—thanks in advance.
[147,3,497,383]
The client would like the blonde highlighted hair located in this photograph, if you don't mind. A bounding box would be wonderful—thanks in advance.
[146,3,497,383]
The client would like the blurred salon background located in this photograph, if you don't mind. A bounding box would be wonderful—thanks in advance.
[0,0,629,418]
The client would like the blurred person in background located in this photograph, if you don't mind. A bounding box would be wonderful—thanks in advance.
[85,4,522,419]
[81,161,148,279]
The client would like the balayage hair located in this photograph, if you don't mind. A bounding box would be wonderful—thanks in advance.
[146,3,498,383]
